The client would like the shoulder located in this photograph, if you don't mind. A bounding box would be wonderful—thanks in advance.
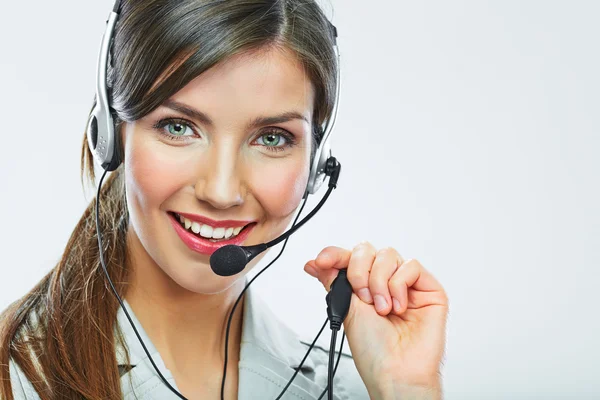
[7,358,41,400]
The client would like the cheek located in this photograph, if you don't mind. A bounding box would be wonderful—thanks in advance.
[124,133,190,211]
[249,158,310,218]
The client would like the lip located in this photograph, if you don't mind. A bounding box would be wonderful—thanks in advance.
[173,211,254,229]
[168,212,255,256]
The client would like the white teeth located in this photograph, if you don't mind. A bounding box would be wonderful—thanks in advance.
[191,221,201,234]
[200,224,213,238]
[175,213,248,240]
[212,227,225,239]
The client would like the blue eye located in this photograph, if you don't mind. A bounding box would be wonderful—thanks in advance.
[257,133,286,147]
[165,121,194,137]
[255,130,296,152]
[152,118,198,141]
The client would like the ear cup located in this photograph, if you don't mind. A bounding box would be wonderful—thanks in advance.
[87,103,121,171]
[305,138,331,197]
[88,7,121,172]
[88,115,99,150]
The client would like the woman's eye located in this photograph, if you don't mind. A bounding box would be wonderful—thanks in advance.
[152,118,198,141]
[255,130,295,152]
[164,121,194,137]
[257,133,286,147]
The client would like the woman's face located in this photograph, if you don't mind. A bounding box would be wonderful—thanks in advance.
[121,47,315,294]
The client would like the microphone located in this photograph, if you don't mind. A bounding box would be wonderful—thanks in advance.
[210,157,341,276]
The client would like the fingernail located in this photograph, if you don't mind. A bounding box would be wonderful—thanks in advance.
[357,288,373,304]
[392,297,401,312]
[373,295,388,312]
[304,265,318,277]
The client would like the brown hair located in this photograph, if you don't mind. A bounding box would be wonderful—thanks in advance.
[0,1,338,399]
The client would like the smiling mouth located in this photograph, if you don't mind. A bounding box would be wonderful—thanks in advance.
[169,212,253,243]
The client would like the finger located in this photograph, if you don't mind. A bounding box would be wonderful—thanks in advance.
[313,246,352,271]
[304,259,341,292]
[304,260,319,278]
[310,246,352,292]
[346,241,377,304]
[388,259,447,314]
[369,247,402,315]
[400,259,445,292]
[406,290,449,310]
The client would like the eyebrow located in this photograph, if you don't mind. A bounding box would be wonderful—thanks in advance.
[162,99,309,129]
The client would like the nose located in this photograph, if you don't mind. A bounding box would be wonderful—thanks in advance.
[193,144,246,210]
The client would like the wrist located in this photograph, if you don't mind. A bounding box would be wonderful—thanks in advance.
[371,378,442,400]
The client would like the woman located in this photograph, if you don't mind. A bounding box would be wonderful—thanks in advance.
[0,0,448,399]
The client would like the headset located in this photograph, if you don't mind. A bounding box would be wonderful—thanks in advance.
[88,1,350,400]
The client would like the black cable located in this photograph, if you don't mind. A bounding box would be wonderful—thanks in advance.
[220,194,309,400]
[97,173,322,400]
[98,171,312,400]
[322,268,352,399]
[95,169,187,400]
[317,331,346,400]
[327,329,337,400]
[98,161,341,400]
[265,185,334,248]
[275,318,328,400]
[221,159,341,399]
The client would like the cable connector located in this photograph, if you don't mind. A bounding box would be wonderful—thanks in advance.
[326,269,352,331]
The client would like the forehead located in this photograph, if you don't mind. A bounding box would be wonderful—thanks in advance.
[161,46,315,124]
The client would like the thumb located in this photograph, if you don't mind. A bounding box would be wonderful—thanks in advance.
[304,260,340,292]
[314,246,351,270]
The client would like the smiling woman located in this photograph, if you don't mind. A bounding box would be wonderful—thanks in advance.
[0,0,448,399]
[122,47,317,296]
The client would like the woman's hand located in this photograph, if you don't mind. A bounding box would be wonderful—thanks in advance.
[304,242,448,400]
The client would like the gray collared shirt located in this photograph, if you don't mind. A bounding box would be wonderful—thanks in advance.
[9,285,370,399]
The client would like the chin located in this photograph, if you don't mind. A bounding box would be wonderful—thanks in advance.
[171,247,271,295]
[160,258,244,295]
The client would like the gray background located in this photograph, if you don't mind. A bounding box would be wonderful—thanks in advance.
[1,1,598,399]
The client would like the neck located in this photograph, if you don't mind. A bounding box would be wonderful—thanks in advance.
[123,229,246,377]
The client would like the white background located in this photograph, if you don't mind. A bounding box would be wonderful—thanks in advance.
[1,1,598,399]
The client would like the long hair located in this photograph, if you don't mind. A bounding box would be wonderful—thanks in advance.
[0,1,338,398]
